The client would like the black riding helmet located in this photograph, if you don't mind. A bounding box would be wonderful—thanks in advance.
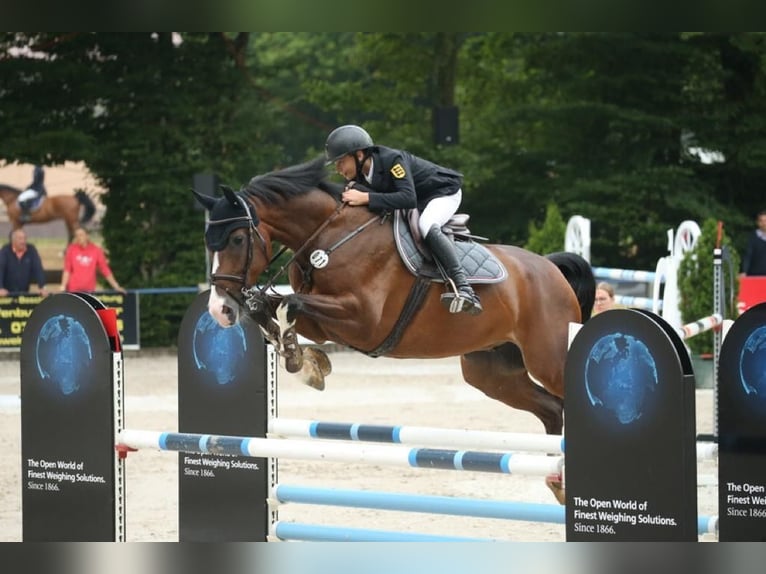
[325,125,374,164]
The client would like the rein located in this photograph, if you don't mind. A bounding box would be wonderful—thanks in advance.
[251,202,381,296]
[321,213,381,256]
[254,202,349,294]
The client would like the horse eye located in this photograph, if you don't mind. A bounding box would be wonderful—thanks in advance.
[231,234,245,247]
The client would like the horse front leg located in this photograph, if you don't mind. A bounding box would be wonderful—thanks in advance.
[273,296,340,391]
[274,300,304,373]
[243,289,330,390]
[242,289,284,350]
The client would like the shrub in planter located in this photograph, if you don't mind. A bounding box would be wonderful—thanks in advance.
[677,218,740,357]
[526,203,567,255]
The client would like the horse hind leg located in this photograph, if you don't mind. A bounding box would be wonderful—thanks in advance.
[460,343,564,435]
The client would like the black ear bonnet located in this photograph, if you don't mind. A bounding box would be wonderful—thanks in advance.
[197,187,258,251]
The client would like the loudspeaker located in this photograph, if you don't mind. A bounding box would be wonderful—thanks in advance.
[433,106,459,145]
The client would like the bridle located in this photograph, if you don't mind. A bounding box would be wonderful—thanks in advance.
[207,196,268,306]
[208,193,379,311]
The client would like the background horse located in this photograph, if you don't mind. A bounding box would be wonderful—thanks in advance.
[0,183,96,241]
[195,158,595,435]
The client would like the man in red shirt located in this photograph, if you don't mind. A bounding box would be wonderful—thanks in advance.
[60,227,125,293]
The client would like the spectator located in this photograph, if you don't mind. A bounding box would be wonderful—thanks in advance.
[60,227,126,293]
[593,281,616,314]
[740,209,766,276]
[0,229,48,296]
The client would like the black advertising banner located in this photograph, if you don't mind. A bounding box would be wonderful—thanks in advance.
[718,301,766,541]
[20,293,121,541]
[0,294,44,349]
[177,291,269,541]
[0,290,139,350]
[565,309,697,541]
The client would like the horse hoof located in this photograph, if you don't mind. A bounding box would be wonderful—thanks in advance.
[545,474,566,505]
[285,356,303,373]
[301,357,326,391]
[305,346,332,377]
[305,373,325,391]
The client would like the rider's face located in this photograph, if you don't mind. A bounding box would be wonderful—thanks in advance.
[334,152,363,181]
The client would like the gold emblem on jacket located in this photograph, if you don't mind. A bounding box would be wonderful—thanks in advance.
[390,164,406,179]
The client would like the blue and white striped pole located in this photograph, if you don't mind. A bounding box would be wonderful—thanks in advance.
[592,267,657,283]
[267,420,717,462]
[269,418,565,454]
[119,430,563,476]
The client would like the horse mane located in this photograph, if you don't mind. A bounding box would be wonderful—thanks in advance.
[243,156,341,204]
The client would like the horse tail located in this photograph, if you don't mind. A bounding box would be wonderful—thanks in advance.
[545,251,596,322]
[75,190,96,224]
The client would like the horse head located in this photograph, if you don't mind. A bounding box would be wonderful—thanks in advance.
[193,186,272,327]
[0,184,22,206]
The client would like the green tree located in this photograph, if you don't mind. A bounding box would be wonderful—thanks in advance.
[525,203,567,255]
[459,33,766,263]
[0,33,272,344]
[678,218,740,355]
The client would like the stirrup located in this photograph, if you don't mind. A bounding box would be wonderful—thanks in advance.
[440,291,482,316]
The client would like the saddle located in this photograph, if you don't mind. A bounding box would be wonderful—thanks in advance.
[393,210,507,284]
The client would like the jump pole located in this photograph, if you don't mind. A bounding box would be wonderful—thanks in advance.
[268,418,718,462]
[118,429,564,476]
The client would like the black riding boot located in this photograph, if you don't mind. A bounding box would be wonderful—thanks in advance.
[425,226,483,315]
[19,203,31,223]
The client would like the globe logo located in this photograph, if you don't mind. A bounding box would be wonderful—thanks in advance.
[35,314,93,396]
[738,325,766,410]
[192,312,248,385]
[585,333,659,424]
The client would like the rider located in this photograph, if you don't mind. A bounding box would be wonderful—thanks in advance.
[17,165,47,223]
[325,124,482,315]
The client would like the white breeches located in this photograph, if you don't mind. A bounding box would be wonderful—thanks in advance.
[418,189,462,237]
[18,189,40,203]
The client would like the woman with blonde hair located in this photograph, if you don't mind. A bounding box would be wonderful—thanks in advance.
[593,281,616,314]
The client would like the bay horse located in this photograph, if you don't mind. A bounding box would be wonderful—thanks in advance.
[194,157,595,435]
[0,183,96,241]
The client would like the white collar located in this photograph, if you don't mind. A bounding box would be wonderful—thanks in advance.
[363,157,374,184]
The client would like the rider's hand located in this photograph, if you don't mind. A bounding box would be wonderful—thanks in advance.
[342,188,369,206]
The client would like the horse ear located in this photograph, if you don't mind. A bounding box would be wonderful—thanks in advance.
[192,189,217,211]
[221,186,240,207]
